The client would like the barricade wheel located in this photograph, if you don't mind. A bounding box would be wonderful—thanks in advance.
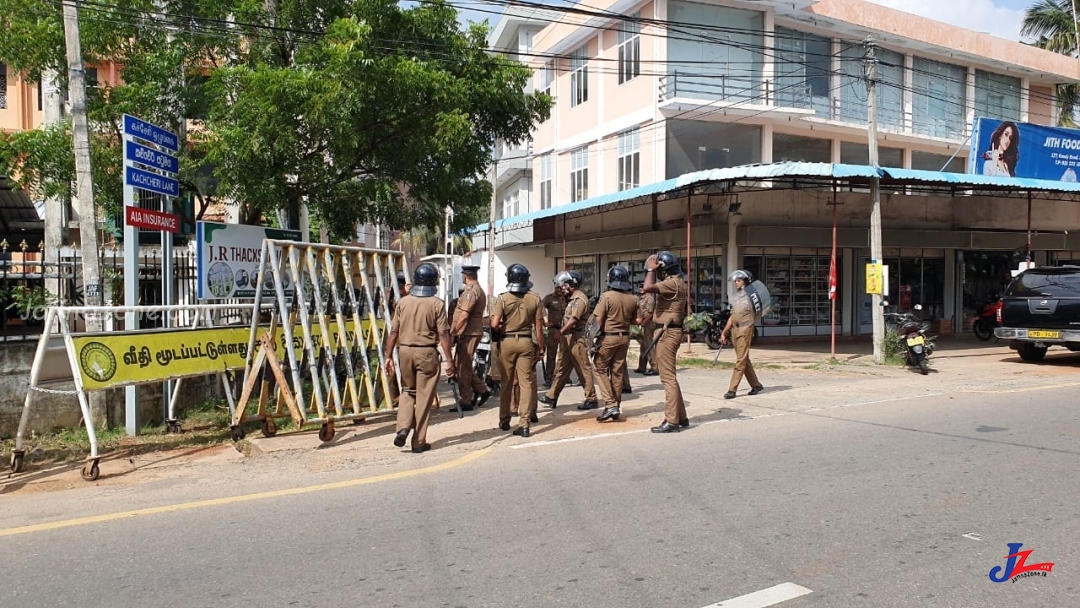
[319,422,336,442]
[10,452,24,473]
[230,426,246,442]
[81,460,100,482]
[261,418,277,438]
[166,420,183,434]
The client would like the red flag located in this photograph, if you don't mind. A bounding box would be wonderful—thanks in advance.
[828,254,838,300]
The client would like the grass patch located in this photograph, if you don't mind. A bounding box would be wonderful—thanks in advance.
[1,396,241,464]
[680,357,735,369]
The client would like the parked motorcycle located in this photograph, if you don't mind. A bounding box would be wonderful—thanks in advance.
[697,306,757,350]
[884,303,935,375]
[972,293,1002,342]
[475,326,496,391]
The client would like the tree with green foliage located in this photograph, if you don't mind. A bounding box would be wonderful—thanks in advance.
[0,0,549,240]
[1022,0,1080,126]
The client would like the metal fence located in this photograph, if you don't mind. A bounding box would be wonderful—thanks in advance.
[0,238,200,342]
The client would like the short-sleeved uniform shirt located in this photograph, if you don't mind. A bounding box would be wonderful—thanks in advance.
[455,283,486,337]
[730,289,755,326]
[596,291,639,333]
[638,292,656,323]
[564,290,591,332]
[394,295,449,346]
[542,293,565,328]
[652,275,687,325]
[492,291,543,334]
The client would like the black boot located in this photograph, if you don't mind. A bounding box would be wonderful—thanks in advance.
[539,394,558,409]
[650,420,680,433]
[393,429,410,447]
[577,400,599,410]
[597,406,620,422]
[512,427,531,437]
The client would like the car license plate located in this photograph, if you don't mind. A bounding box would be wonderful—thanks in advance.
[1028,330,1061,339]
[906,336,924,346]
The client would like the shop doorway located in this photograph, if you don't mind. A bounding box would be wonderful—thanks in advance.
[960,251,1017,321]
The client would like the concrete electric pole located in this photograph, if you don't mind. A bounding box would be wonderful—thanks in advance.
[865,37,885,365]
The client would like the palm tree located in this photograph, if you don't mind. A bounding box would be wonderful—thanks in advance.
[1022,0,1080,126]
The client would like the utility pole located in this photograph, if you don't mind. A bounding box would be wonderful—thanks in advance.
[487,157,498,302]
[42,70,67,302]
[865,36,884,365]
[63,1,107,424]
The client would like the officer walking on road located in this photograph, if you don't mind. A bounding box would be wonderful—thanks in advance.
[384,263,456,453]
[593,266,639,422]
[641,251,689,433]
[721,270,765,399]
[539,270,598,410]
[635,284,658,376]
[451,266,492,411]
[491,264,544,437]
[541,287,566,388]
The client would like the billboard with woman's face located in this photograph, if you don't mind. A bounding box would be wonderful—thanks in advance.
[969,117,1080,181]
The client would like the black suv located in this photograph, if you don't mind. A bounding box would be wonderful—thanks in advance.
[995,266,1080,361]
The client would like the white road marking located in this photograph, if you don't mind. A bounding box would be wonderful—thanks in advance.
[701,583,813,608]
[963,532,983,541]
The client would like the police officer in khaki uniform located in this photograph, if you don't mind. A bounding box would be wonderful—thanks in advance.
[593,266,639,422]
[451,266,491,411]
[491,263,544,437]
[635,285,658,375]
[384,263,455,453]
[721,269,765,399]
[539,270,598,410]
[642,251,689,433]
[541,288,565,388]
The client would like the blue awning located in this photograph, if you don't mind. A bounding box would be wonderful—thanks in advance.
[471,161,1080,233]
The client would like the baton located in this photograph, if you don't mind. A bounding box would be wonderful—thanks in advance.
[712,340,725,365]
[447,374,464,418]
[641,321,669,360]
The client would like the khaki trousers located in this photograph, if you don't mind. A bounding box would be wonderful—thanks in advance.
[543,328,559,384]
[595,335,630,408]
[455,334,487,403]
[395,345,439,449]
[498,337,537,429]
[546,331,596,402]
[655,327,686,425]
[728,324,760,392]
[637,322,657,372]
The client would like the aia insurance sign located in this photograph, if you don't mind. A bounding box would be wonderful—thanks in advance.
[988,543,1054,583]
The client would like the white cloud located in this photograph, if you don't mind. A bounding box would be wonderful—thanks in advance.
[865,0,1027,42]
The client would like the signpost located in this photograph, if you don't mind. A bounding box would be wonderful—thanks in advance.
[122,114,181,436]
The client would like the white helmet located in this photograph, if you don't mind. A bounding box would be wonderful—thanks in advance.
[729,269,753,282]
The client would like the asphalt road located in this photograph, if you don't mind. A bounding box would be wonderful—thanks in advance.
[3,376,1079,608]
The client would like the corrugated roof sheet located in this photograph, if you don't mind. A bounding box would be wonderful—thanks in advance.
[472,162,1080,233]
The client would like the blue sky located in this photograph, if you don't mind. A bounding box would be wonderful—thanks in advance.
[445,0,1037,42]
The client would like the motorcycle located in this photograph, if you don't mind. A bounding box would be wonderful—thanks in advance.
[972,293,1002,342]
[475,326,495,391]
[699,306,757,350]
[884,303,935,375]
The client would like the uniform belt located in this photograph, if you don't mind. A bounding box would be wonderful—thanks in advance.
[660,322,682,329]
[603,331,629,336]
[734,321,754,329]
[504,332,532,338]
[401,344,437,348]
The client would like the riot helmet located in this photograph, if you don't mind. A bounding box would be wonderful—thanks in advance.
[655,251,680,279]
[728,269,753,284]
[506,263,533,294]
[411,263,440,297]
[554,269,582,291]
[608,265,632,292]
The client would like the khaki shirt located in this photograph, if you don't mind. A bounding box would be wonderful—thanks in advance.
[596,291,639,333]
[564,290,591,332]
[542,292,565,328]
[730,289,756,327]
[638,292,655,324]
[493,291,543,335]
[393,295,449,346]
[456,283,486,336]
[652,275,687,325]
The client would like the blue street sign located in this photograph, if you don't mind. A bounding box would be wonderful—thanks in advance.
[122,114,179,152]
[125,165,179,197]
[124,140,179,175]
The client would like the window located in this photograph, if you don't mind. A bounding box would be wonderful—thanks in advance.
[666,121,761,178]
[85,67,99,91]
[502,192,520,219]
[975,70,1021,122]
[911,150,966,173]
[773,133,831,163]
[838,46,904,130]
[539,153,553,209]
[538,62,553,97]
[840,142,904,168]
[570,45,588,107]
[666,2,763,102]
[570,146,589,202]
[912,57,966,139]
[774,28,832,116]
[617,128,640,191]
[0,63,7,109]
[617,14,641,85]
